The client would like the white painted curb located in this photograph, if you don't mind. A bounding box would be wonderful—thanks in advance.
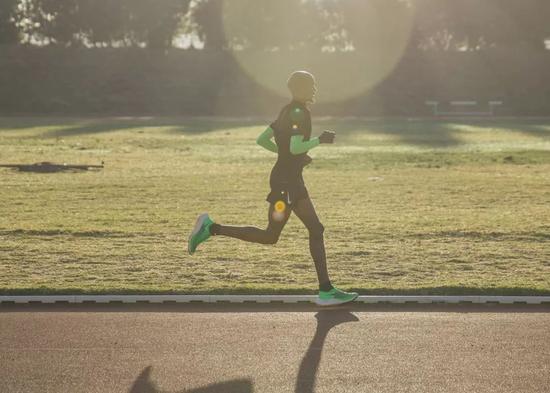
[0,295,549,305]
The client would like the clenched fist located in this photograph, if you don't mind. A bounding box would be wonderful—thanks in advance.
[319,130,336,144]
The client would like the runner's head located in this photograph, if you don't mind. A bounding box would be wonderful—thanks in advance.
[287,70,316,105]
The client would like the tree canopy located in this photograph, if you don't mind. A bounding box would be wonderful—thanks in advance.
[2,0,549,51]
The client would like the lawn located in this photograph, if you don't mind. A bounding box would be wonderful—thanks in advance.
[0,116,549,295]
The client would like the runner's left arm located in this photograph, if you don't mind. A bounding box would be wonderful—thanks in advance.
[256,126,278,153]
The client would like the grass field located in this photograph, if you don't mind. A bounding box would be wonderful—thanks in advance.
[0,116,549,295]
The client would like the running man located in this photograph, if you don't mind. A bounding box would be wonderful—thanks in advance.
[188,70,358,306]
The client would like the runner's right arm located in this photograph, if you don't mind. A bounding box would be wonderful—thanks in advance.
[290,135,320,155]
[290,131,335,155]
[256,126,278,153]
[288,105,334,155]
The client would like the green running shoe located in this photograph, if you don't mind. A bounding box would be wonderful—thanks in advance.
[316,287,359,306]
[188,213,214,255]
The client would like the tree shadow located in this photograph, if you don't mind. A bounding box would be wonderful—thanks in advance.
[0,229,151,238]
[127,310,358,393]
[367,121,464,147]
[0,116,265,137]
[405,229,550,242]
[319,118,550,148]
[318,118,464,147]
[451,119,550,139]
[0,117,75,131]
[39,117,264,138]
[3,116,547,145]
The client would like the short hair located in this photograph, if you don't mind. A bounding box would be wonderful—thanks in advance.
[287,70,315,94]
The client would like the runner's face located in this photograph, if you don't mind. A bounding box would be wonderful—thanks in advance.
[300,82,316,105]
[290,77,317,104]
[307,83,317,103]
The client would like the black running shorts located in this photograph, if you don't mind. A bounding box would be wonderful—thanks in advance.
[266,180,309,208]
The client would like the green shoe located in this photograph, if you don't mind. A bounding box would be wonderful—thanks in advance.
[316,287,359,306]
[188,213,214,255]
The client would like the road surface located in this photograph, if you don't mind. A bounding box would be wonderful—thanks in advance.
[1,303,549,393]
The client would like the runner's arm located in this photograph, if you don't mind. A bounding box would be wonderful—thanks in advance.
[290,135,320,155]
[256,126,278,153]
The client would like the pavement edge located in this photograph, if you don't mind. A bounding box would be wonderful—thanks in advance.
[1,295,550,305]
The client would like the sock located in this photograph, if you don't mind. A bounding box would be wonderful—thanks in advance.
[209,223,221,235]
[319,281,333,292]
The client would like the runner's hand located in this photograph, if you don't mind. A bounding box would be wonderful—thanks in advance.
[319,130,336,144]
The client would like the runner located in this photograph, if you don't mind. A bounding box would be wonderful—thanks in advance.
[188,70,358,306]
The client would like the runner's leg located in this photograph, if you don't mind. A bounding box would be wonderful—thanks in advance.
[292,197,333,291]
[210,203,291,244]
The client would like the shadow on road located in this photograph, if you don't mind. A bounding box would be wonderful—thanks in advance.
[127,310,359,393]
[295,310,359,393]
[129,366,253,393]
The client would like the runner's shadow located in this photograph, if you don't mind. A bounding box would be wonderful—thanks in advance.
[128,310,358,393]
[295,310,359,393]
[129,366,253,393]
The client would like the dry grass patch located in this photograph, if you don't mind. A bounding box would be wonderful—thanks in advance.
[0,117,549,294]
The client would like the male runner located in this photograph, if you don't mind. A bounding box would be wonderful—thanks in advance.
[188,70,358,306]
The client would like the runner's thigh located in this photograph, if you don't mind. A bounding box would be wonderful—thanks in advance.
[292,197,323,231]
[266,202,291,235]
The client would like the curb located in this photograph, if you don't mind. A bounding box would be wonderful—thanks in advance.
[1,295,550,305]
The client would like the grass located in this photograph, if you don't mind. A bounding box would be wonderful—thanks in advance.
[0,116,549,295]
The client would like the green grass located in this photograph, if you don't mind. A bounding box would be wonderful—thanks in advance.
[0,116,549,295]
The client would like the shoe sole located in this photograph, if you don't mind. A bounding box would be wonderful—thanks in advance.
[315,293,359,306]
[188,213,209,255]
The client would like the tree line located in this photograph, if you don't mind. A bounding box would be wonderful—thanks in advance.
[1,0,549,51]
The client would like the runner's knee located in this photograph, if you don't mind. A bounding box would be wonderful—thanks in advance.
[262,227,281,244]
[307,222,324,239]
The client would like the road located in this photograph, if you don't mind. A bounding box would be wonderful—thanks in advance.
[1,303,549,393]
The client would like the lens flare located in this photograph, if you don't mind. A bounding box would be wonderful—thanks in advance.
[222,0,415,103]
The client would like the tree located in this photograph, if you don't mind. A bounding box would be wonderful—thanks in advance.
[76,0,129,47]
[0,0,19,44]
[335,0,415,52]
[125,0,191,49]
[193,0,330,51]
[16,0,191,48]
[33,0,82,46]
[192,0,226,50]
[410,0,550,51]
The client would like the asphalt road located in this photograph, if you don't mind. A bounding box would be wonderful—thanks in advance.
[1,303,549,393]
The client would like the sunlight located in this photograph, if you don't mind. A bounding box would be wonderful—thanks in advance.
[222,0,415,103]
